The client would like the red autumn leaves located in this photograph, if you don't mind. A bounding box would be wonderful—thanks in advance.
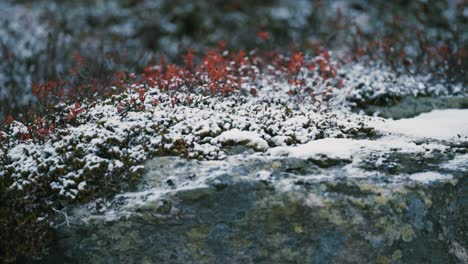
[2,46,345,143]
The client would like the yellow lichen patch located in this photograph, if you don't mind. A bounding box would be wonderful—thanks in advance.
[375,194,389,205]
[294,226,304,233]
[348,197,367,209]
[392,199,408,214]
[358,183,375,192]
[187,224,211,241]
[423,196,432,208]
[375,217,401,244]
[393,185,408,195]
[271,161,282,169]
[350,213,365,226]
[392,249,402,261]
[417,190,433,208]
[376,217,388,229]
[401,224,415,242]
[360,184,386,197]
[319,208,347,227]
[376,255,390,264]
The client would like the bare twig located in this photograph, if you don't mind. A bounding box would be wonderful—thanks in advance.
[52,207,71,228]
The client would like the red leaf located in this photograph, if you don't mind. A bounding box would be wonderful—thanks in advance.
[257,31,270,41]
[6,115,14,125]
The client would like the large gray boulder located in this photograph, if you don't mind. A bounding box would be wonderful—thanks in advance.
[44,150,467,263]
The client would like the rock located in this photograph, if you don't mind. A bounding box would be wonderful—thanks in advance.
[42,150,467,263]
[362,96,468,120]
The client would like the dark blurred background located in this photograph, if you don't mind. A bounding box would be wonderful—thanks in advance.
[0,0,466,118]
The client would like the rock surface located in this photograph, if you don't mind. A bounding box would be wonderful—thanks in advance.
[41,109,468,264]
[362,96,468,120]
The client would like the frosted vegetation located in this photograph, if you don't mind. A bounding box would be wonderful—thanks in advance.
[0,0,466,261]
[1,54,465,200]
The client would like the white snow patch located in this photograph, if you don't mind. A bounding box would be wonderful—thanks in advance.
[269,138,366,160]
[378,109,468,140]
[268,136,446,160]
[78,181,87,191]
[215,129,269,150]
[303,193,325,207]
[256,170,271,180]
[442,154,468,171]
[408,172,453,183]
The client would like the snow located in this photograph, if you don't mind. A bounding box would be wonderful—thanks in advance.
[3,92,466,198]
[442,154,468,171]
[408,172,453,183]
[378,109,468,140]
[266,109,467,183]
[214,129,269,150]
[78,181,87,191]
[256,170,271,181]
[268,136,446,161]
[269,138,366,160]
[343,63,462,105]
[1,51,466,206]
[303,193,325,208]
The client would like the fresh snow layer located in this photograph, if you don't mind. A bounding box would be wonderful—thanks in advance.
[3,78,467,200]
[269,109,467,161]
[268,136,445,160]
[378,109,468,140]
[269,138,369,160]
[214,129,269,150]
[441,154,468,171]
